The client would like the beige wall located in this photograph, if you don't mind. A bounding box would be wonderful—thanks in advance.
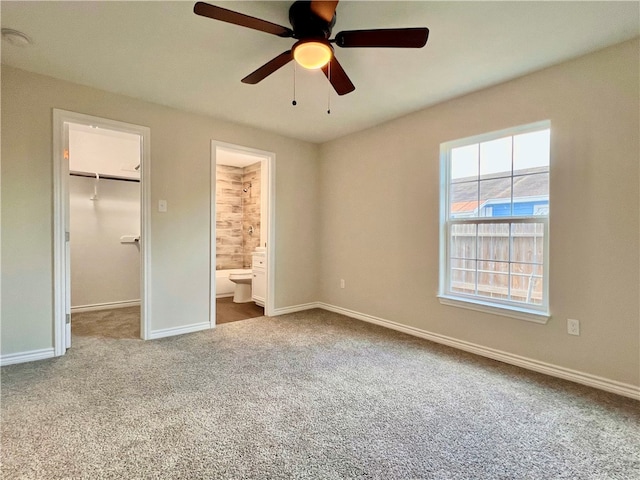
[2,40,638,389]
[319,39,640,386]
[1,65,320,353]
[69,176,141,307]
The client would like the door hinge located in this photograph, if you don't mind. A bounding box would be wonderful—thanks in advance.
[66,313,71,324]
[65,231,70,242]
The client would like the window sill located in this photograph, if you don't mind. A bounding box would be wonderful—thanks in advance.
[438,295,550,324]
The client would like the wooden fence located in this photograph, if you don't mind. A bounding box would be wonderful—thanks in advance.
[449,223,544,304]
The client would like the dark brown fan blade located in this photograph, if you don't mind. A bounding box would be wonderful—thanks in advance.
[241,51,294,84]
[194,2,293,38]
[310,0,339,23]
[321,56,355,96]
[335,28,429,48]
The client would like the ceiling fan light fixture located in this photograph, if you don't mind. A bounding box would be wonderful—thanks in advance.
[293,40,332,69]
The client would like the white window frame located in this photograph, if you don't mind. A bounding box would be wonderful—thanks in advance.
[438,121,551,324]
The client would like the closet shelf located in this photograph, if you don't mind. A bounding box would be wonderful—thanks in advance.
[70,171,140,183]
[120,235,140,244]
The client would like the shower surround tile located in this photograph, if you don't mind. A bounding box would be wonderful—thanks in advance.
[216,162,261,269]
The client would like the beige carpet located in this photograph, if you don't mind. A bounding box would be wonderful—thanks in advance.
[72,306,140,339]
[2,309,639,479]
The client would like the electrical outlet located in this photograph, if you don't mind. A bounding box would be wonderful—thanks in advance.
[567,318,580,336]
[158,199,167,213]
[340,279,345,289]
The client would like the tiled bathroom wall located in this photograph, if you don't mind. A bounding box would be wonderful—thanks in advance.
[242,162,261,268]
[215,162,261,269]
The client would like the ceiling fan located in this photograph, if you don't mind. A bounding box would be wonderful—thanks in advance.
[194,1,429,96]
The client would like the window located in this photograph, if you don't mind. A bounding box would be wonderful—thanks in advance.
[439,121,550,323]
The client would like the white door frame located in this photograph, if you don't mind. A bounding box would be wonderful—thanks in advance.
[210,141,276,324]
[53,109,152,355]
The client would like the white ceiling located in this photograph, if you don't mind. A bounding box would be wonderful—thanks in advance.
[2,1,638,144]
[216,147,267,167]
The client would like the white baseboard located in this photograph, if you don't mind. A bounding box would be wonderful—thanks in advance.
[1,348,55,366]
[71,300,140,313]
[319,303,640,401]
[271,302,322,316]
[148,322,211,340]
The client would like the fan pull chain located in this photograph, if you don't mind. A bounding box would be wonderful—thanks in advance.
[292,62,297,106]
[327,61,331,115]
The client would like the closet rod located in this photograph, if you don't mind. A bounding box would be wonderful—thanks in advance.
[70,172,140,183]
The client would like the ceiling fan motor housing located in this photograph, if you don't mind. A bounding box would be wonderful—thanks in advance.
[289,1,336,39]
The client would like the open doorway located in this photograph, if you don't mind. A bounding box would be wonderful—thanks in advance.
[211,141,275,325]
[68,123,142,339]
[53,110,151,355]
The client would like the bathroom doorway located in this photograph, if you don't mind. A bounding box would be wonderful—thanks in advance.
[210,141,274,325]
[53,110,151,355]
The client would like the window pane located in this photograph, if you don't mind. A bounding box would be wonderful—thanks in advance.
[450,258,476,295]
[513,172,549,215]
[450,181,478,218]
[510,263,544,305]
[513,129,550,173]
[477,260,509,300]
[442,122,550,313]
[451,144,478,182]
[480,136,512,178]
[479,178,511,217]
[478,223,509,261]
[511,223,544,264]
[450,224,476,261]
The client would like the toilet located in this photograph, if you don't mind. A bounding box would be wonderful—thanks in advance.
[228,270,253,303]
